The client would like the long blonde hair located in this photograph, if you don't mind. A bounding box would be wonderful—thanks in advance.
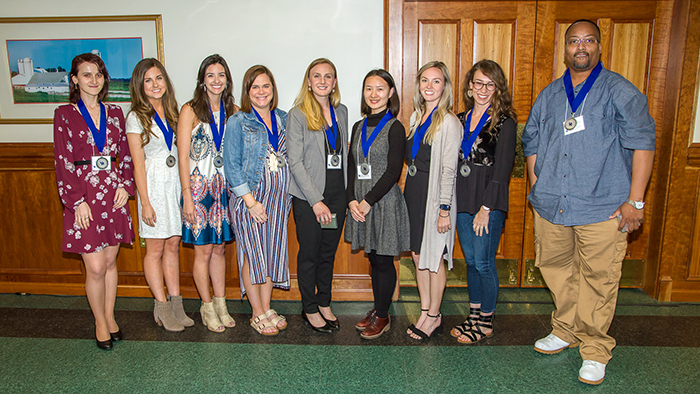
[128,58,179,147]
[409,61,454,144]
[292,58,341,131]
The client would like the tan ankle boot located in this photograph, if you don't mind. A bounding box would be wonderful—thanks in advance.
[154,300,185,332]
[200,302,225,333]
[212,296,236,328]
[169,295,195,327]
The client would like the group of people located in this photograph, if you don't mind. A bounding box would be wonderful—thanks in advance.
[53,19,655,386]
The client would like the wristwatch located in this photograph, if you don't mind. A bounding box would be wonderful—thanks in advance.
[439,204,451,211]
[625,199,645,209]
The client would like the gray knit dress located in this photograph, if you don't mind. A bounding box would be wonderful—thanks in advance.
[344,116,410,256]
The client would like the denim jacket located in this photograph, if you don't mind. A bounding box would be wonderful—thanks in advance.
[223,108,288,197]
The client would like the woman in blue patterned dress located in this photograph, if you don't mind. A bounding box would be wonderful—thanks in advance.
[224,65,290,336]
[177,54,236,332]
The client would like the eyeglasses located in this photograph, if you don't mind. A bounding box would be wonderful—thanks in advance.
[472,80,496,92]
[566,38,599,46]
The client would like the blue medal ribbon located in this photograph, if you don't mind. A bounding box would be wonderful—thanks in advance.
[361,110,393,158]
[461,105,491,159]
[208,99,225,151]
[325,100,339,151]
[563,61,602,114]
[152,107,174,151]
[252,108,279,152]
[411,107,436,162]
[77,99,107,153]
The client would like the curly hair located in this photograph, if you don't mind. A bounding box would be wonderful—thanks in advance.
[461,59,517,132]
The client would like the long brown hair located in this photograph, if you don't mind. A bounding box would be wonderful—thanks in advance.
[186,54,236,123]
[409,61,454,145]
[239,65,279,113]
[462,59,517,132]
[69,53,109,104]
[128,58,179,146]
[292,58,341,131]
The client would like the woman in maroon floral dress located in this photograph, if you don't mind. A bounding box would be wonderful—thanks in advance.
[53,53,135,350]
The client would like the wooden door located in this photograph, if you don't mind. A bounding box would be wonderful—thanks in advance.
[390,0,537,286]
[523,0,673,287]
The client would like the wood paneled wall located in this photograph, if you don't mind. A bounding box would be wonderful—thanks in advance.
[0,143,374,300]
[4,0,700,301]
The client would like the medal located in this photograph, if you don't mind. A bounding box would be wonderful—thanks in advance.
[460,163,471,177]
[96,156,109,170]
[564,117,577,131]
[77,99,107,153]
[331,153,340,167]
[409,108,436,179]
[276,153,285,168]
[153,108,176,166]
[461,105,491,166]
[208,99,226,169]
[360,162,370,175]
[253,108,284,168]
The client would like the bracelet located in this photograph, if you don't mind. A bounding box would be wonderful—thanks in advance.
[246,201,258,210]
[482,206,491,211]
[182,186,191,193]
[439,213,450,218]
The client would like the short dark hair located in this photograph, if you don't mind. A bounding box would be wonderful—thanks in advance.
[565,19,601,40]
[239,65,278,113]
[360,69,400,117]
[69,53,109,103]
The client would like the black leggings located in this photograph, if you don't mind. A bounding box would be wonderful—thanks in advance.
[368,251,397,318]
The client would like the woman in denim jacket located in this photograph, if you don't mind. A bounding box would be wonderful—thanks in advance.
[223,65,290,336]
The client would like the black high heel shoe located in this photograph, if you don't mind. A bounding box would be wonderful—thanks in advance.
[110,330,123,342]
[408,313,443,342]
[96,336,113,350]
[301,311,333,333]
[322,315,340,330]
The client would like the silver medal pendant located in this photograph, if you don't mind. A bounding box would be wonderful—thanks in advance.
[564,117,577,131]
[214,155,224,168]
[331,154,340,167]
[460,163,471,177]
[408,164,417,177]
[360,162,370,176]
[276,154,285,168]
[166,155,176,168]
[96,157,109,170]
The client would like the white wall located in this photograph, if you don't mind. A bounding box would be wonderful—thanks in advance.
[0,0,384,142]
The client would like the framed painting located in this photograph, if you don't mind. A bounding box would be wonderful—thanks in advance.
[0,15,163,124]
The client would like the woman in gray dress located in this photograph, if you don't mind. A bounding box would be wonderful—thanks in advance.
[345,69,409,340]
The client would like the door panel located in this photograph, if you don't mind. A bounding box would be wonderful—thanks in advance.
[400,1,536,286]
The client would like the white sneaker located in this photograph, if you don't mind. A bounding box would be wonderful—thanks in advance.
[579,360,606,385]
[534,333,575,354]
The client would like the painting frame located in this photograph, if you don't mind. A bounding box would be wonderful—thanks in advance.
[0,15,164,125]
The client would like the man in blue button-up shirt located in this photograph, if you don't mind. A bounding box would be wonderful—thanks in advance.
[522,19,656,386]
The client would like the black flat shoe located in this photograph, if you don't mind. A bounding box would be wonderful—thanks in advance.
[110,330,123,342]
[301,311,333,333]
[96,337,113,350]
[322,315,340,330]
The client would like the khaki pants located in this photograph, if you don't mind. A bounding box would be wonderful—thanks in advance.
[533,210,628,364]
